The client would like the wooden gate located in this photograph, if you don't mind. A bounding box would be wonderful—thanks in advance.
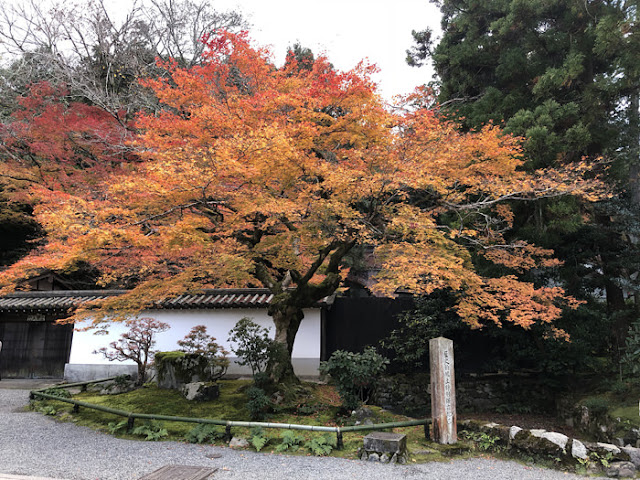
[0,319,73,378]
[321,296,414,360]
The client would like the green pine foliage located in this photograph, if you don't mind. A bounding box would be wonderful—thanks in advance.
[408,0,640,359]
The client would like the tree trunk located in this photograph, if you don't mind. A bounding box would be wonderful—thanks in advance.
[267,299,305,385]
[629,90,640,206]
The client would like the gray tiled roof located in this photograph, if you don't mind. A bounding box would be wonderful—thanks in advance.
[0,289,279,312]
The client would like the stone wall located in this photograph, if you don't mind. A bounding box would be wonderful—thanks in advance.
[373,372,556,417]
[556,397,640,447]
[462,419,640,478]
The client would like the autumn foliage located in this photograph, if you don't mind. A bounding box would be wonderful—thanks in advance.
[0,32,606,380]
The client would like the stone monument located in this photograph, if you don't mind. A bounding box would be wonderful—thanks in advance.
[429,336,456,444]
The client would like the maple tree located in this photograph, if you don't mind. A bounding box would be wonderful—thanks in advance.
[0,32,606,383]
[94,317,169,385]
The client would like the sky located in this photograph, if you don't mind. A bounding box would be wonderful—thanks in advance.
[213,0,442,102]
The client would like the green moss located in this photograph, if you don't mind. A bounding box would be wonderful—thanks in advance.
[581,396,609,416]
[610,405,640,426]
[154,351,187,362]
[155,351,216,385]
[31,381,487,464]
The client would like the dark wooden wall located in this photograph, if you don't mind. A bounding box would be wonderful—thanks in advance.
[0,316,73,378]
[321,296,414,361]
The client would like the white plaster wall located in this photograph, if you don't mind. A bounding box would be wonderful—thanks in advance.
[68,308,321,368]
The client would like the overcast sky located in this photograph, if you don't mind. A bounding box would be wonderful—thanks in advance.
[214,0,442,102]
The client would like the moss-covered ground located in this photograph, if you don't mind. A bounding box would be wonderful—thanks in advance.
[30,380,478,462]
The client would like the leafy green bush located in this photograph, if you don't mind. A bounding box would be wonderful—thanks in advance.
[621,320,640,378]
[178,325,229,381]
[319,346,389,411]
[276,430,304,452]
[37,405,58,416]
[304,434,335,456]
[228,317,274,375]
[132,421,168,441]
[250,426,268,451]
[252,371,272,390]
[39,387,72,398]
[107,420,128,434]
[381,291,462,370]
[246,386,271,421]
[185,424,226,444]
[581,396,609,416]
[460,430,501,451]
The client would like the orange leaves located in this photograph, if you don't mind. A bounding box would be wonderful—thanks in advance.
[481,242,562,273]
[456,276,577,334]
[373,239,474,297]
[0,32,606,334]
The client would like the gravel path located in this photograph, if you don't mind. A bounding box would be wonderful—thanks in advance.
[0,389,596,480]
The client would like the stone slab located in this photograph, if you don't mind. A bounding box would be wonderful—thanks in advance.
[138,465,217,480]
[0,475,67,480]
[363,432,407,454]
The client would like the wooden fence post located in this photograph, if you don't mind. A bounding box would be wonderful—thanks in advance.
[429,337,457,444]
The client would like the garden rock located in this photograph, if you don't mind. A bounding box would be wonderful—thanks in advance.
[352,407,376,421]
[621,446,640,468]
[571,439,588,460]
[605,461,636,478]
[532,431,569,450]
[352,407,377,426]
[599,442,622,454]
[585,442,631,462]
[482,424,510,444]
[229,437,249,449]
[156,352,223,389]
[512,429,565,456]
[181,382,219,401]
[509,426,522,440]
[360,432,408,464]
[99,378,136,395]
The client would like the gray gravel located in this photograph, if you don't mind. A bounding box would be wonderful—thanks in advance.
[0,388,595,480]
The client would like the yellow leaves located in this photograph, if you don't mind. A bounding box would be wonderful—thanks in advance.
[494,204,514,228]
[456,276,569,330]
[481,242,562,273]
[0,33,607,337]
[372,239,474,297]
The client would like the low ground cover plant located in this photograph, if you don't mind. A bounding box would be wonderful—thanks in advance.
[29,379,420,459]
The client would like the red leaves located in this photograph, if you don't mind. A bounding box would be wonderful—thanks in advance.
[1,81,134,200]
[0,33,606,336]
